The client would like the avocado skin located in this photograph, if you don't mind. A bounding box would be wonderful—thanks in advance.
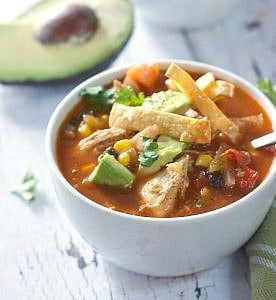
[0,0,133,84]
[89,153,134,187]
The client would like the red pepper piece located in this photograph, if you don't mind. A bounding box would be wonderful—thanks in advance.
[235,166,259,192]
[127,64,160,90]
[224,149,251,166]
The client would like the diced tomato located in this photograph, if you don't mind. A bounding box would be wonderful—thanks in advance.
[224,148,251,165]
[234,166,259,192]
[264,144,276,155]
[126,64,160,90]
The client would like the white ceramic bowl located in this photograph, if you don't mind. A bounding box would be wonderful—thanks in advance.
[46,60,276,277]
[131,0,249,29]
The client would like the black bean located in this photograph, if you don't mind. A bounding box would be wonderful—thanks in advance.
[204,171,224,189]
[70,115,82,126]
[105,147,118,158]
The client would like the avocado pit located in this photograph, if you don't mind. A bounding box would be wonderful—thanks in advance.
[36,4,98,45]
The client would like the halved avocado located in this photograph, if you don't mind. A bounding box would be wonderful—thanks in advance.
[0,0,133,83]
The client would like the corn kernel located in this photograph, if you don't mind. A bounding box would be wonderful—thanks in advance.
[200,187,211,201]
[83,114,101,130]
[80,162,95,173]
[114,139,134,153]
[118,152,130,166]
[195,154,213,168]
[209,159,223,172]
[78,123,92,138]
[100,114,109,127]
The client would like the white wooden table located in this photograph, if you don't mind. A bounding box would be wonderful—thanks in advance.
[1,0,275,299]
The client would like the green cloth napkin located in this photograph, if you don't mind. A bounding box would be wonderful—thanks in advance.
[246,197,276,300]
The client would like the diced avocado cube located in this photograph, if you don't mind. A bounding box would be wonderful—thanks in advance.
[139,136,186,176]
[142,90,191,114]
[89,153,134,187]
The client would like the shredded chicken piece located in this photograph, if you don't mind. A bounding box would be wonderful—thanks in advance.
[165,78,178,91]
[131,124,160,151]
[196,74,235,101]
[209,80,235,101]
[140,156,189,217]
[78,127,134,151]
[184,108,201,118]
[196,72,216,95]
[123,76,141,93]
[113,77,141,93]
[112,79,123,90]
[231,114,264,131]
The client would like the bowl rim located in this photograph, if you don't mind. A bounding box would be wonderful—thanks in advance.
[45,59,276,223]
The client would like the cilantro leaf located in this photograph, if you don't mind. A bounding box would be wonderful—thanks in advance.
[80,85,144,110]
[257,77,276,105]
[11,172,37,202]
[80,86,115,110]
[113,86,144,106]
[138,137,159,167]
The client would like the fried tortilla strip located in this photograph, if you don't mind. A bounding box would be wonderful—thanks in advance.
[167,73,235,101]
[140,156,189,217]
[79,127,134,151]
[165,63,239,142]
[109,103,211,144]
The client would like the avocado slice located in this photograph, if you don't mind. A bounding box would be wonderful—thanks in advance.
[89,153,134,187]
[0,0,133,82]
[139,136,186,176]
[142,90,192,114]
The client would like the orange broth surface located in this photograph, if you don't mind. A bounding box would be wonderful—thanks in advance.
[56,72,274,217]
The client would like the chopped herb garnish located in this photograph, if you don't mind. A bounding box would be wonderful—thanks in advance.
[80,86,115,110]
[11,172,37,202]
[113,86,144,106]
[138,137,159,167]
[257,77,276,105]
[80,85,144,110]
